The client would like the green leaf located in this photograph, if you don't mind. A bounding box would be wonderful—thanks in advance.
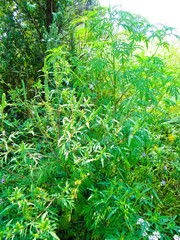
[152,188,163,205]
[22,80,27,101]
[1,93,6,109]
[41,212,48,221]
[50,231,60,240]
[4,120,14,127]
[128,134,133,147]
[107,207,118,220]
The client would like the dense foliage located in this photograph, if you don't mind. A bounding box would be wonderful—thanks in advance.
[0,5,180,240]
[0,0,96,96]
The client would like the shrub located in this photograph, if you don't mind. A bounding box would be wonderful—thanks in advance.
[0,6,179,240]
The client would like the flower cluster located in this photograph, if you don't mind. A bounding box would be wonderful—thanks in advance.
[137,218,162,239]
[137,218,150,237]
[137,218,145,225]
[174,235,180,240]
[167,134,175,142]
[148,231,161,240]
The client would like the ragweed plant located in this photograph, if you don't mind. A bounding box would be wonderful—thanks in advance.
[0,6,179,240]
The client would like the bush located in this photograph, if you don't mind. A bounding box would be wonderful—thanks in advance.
[0,6,179,240]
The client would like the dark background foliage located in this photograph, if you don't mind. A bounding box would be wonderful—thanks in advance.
[0,0,97,96]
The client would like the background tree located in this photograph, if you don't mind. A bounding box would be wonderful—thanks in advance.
[0,0,97,97]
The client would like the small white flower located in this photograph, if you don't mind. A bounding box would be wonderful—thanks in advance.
[137,218,144,225]
[145,222,150,231]
[142,221,150,231]
[153,231,161,239]
[149,235,158,240]
[174,235,180,240]
[142,231,148,237]
[178,229,180,233]
[88,84,94,90]
[47,127,53,132]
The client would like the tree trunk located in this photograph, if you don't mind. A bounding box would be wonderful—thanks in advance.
[46,0,54,32]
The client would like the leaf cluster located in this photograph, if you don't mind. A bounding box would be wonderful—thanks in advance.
[0,6,180,240]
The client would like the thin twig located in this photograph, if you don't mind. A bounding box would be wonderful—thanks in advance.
[30,197,57,224]
[1,167,24,178]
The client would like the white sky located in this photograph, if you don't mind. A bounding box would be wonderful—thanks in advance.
[99,0,180,36]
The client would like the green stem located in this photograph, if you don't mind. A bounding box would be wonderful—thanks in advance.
[113,55,117,114]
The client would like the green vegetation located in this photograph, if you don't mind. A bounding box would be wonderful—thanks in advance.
[0,3,180,240]
[0,0,96,95]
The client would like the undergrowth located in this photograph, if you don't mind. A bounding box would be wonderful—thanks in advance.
[0,6,180,240]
